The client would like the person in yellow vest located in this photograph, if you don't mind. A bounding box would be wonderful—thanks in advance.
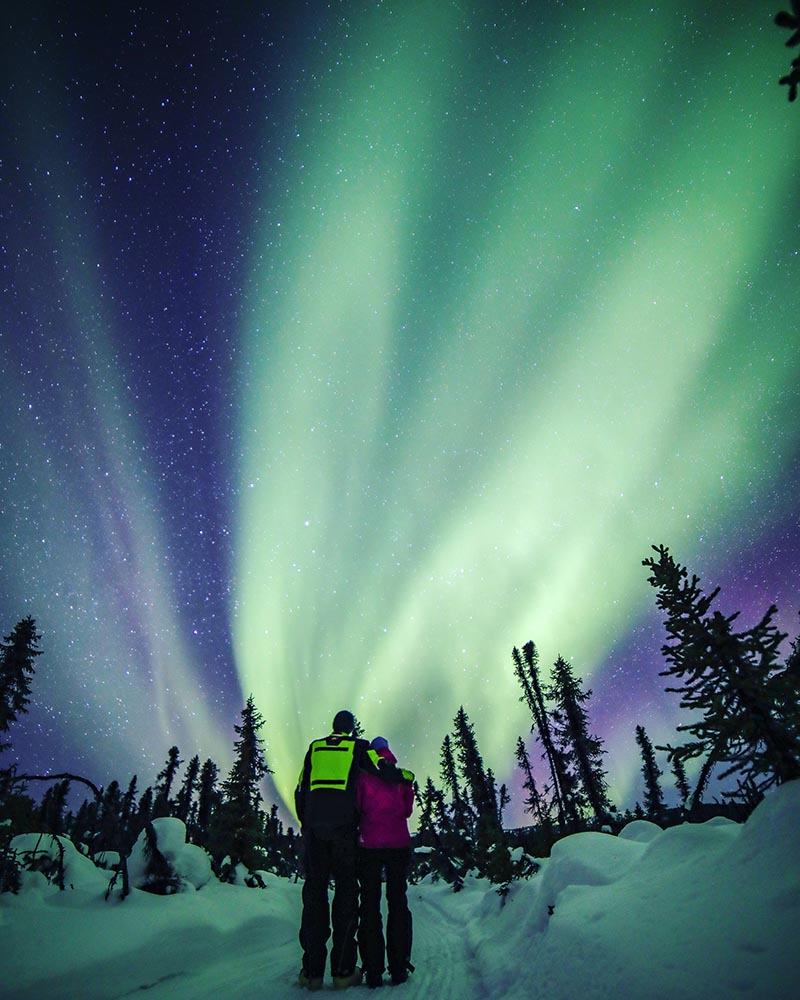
[295,710,410,991]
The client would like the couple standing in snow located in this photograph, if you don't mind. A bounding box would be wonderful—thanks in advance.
[295,709,415,990]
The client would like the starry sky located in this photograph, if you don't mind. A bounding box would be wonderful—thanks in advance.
[1,2,798,825]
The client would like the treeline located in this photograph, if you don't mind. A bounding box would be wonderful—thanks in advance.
[408,545,799,893]
[1,545,799,897]
[0,635,299,891]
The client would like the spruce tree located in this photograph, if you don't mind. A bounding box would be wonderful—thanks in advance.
[512,641,572,831]
[547,656,611,826]
[643,544,800,799]
[514,736,551,828]
[70,796,100,852]
[96,780,123,852]
[120,776,139,848]
[135,786,154,836]
[439,732,474,842]
[37,778,70,835]
[769,616,800,737]
[213,696,272,872]
[452,706,497,831]
[635,725,665,821]
[415,774,463,885]
[671,754,690,808]
[175,754,200,824]
[194,758,220,846]
[414,778,439,849]
[0,617,42,753]
[152,746,182,818]
[223,696,271,811]
[451,707,506,879]
[495,777,510,828]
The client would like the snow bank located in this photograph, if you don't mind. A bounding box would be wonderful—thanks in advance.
[617,817,663,843]
[468,781,800,1000]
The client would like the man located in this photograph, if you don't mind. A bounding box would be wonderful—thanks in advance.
[295,710,407,991]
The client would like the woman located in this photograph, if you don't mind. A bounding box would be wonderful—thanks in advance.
[356,736,415,988]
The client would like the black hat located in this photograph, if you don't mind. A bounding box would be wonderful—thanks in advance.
[332,709,355,734]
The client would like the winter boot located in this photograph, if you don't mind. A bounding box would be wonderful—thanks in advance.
[298,969,324,991]
[333,967,364,990]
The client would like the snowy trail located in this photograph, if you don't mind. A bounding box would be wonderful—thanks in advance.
[5,881,487,1000]
[9,911,299,1000]
[402,882,483,1000]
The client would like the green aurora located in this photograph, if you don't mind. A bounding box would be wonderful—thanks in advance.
[233,3,799,814]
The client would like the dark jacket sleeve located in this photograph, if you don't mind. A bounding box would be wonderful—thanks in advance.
[295,745,312,826]
[356,740,413,785]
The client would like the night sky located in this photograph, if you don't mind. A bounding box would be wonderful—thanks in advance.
[2,2,798,825]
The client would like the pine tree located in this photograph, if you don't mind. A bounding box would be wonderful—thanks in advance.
[514,736,551,828]
[135,786,154,835]
[223,696,271,812]
[643,544,800,800]
[671,754,690,808]
[548,656,611,826]
[37,778,70,835]
[174,754,200,824]
[451,707,506,881]
[152,747,182,818]
[439,732,474,841]
[634,725,665,821]
[96,780,123,852]
[212,696,272,872]
[769,616,800,737]
[0,617,42,753]
[120,776,139,848]
[264,802,283,842]
[193,758,220,846]
[512,641,573,831]
[70,796,100,852]
[775,5,800,100]
[414,778,439,848]
[414,775,462,885]
[452,706,497,831]
[495,777,510,828]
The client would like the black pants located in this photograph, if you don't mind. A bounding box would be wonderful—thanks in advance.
[300,829,359,978]
[357,846,413,979]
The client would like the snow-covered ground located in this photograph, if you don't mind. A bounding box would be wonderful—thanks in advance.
[3,781,798,1000]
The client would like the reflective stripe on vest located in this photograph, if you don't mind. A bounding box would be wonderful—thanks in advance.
[309,737,356,791]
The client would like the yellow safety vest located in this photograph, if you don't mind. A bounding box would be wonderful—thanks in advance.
[308,736,357,792]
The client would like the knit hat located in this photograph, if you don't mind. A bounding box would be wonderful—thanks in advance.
[370,736,389,752]
[332,709,355,734]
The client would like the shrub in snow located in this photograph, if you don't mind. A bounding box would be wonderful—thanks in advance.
[9,833,110,893]
[215,856,269,888]
[127,818,213,894]
[94,850,120,871]
[1,818,21,893]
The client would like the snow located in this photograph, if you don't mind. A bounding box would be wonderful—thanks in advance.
[127,817,214,891]
[2,782,799,999]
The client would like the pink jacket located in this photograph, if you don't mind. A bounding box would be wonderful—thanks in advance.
[357,747,414,849]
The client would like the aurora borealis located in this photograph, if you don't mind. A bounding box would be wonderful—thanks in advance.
[2,3,798,824]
